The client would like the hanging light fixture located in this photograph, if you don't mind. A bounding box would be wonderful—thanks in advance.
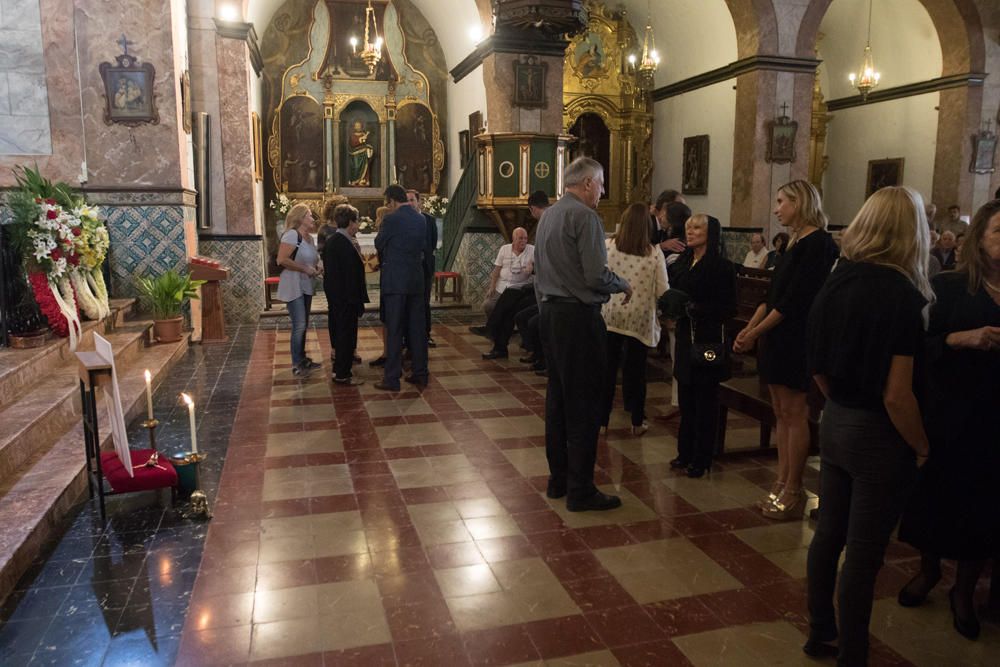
[635,1,659,91]
[848,0,880,101]
[349,0,383,75]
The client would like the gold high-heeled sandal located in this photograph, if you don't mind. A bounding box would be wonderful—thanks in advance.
[762,488,805,520]
[757,481,785,511]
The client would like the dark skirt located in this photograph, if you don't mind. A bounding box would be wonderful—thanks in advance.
[758,316,809,392]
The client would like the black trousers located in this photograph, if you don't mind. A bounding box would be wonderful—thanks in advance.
[383,292,428,388]
[601,332,648,427]
[541,302,606,502]
[486,287,536,352]
[807,401,916,667]
[515,304,542,359]
[329,302,360,379]
[676,380,720,468]
[423,265,434,337]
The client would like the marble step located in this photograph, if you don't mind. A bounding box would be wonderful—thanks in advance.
[0,323,154,484]
[0,298,136,413]
[0,330,188,604]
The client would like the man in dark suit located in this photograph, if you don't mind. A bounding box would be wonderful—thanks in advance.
[407,189,439,347]
[322,204,368,386]
[375,185,429,391]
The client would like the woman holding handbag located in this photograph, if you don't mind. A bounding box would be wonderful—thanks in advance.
[276,203,321,377]
[667,214,736,478]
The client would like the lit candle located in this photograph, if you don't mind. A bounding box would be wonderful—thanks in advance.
[181,393,197,454]
[144,370,153,420]
[350,36,358,54]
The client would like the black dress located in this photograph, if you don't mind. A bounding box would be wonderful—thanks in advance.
[758,229,839,391]
[898,272,1000,559]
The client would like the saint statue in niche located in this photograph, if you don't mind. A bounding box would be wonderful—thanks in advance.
[348,120,375,186]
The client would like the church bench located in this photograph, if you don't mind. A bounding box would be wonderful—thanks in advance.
[715,374,823,457]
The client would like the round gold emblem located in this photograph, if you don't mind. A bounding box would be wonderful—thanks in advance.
[703,350,717,362]
[498,161,515,178]
[534,162,550,178]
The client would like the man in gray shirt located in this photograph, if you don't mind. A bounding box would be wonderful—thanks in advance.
[535,157,632,512]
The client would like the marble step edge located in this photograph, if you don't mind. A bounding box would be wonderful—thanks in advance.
[0,323,154,489]
[0,334,188,606]
[0,299,137,413]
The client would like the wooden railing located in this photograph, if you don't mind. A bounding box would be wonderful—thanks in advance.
[440,156,478,271]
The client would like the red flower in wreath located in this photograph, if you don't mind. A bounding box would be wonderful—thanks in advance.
[45,198,56,206]
[72,227,82,236]
[67,254,80,266]
[50,248,62,261]
[28,272,69,337]
[46,209,58,220]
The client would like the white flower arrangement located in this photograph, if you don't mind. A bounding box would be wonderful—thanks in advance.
[270,193,292,216]
[423,194,448,218]
[358,216,375,233]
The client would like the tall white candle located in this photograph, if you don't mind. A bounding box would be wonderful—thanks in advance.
[181,393,197,454]
[144,370,153,420]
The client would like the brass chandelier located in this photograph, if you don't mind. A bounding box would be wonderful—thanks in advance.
[633,2,660,91]
[848,0,881,101]
[349,0,383,75]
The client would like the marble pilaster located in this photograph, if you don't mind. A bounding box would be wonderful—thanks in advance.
[215,35,256,235]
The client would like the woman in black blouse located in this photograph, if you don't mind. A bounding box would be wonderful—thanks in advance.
[804,186,933,665]
[734,181,839,519]
[897,199,1000,640]
[668,215,736,478]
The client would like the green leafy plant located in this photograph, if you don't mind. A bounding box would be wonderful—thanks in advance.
[136,270,205,320]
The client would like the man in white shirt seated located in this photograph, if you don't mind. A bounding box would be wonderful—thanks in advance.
[742,233,768,269]
[481,227,534,318]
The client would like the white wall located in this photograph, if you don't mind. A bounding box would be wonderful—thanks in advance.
[653,81,737,224]
[823,92,939,226]
[445,66,487,193]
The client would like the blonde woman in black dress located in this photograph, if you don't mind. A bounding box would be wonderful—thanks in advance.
[733,181,839,519]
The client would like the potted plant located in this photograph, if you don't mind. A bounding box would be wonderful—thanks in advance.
[136,270,205,343]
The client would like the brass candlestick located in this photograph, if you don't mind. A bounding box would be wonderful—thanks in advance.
[180,451,212,520]
[141,418,159,450]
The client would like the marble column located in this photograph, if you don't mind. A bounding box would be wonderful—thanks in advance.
[730,69,779,228]
[932,85,984,214]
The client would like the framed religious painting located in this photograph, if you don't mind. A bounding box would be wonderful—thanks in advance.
[512,56,547,109]
[970,127,997,174]
[866,158,904,198]
[99,45,158,127]
[766,113,797,164]
[682,135,709,195]
[459,130,471,166]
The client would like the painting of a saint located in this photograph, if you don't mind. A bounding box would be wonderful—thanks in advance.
[113,76,144,111]
[280,96,323,192]
[394,103,435,193]
[682,135,709,195]
[574,33,606,78]
[348,121,375,186]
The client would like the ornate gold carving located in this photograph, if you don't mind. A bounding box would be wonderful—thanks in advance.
[268,112,282,190]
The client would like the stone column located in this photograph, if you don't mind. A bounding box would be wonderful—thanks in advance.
[933,85,984,213]
[730,69,779,228]
[481,53,564,134]
[214,35,256,235]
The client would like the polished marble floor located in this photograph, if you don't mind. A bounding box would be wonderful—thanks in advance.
[2,318,998,666]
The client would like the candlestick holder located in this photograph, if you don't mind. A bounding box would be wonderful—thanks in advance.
[178,451,212,520]
[141,418,159,450]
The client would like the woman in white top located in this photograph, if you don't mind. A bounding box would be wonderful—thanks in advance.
[277,203,321,377]
[601,203,670,435]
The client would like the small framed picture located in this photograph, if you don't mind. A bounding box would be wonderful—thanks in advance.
[970,128,997,174]
[866,158,904,198]
[100,53,158,127]
[459,130,471,166]
[682,135,710,196]
[512,56,547,109]
[766,116,798,164]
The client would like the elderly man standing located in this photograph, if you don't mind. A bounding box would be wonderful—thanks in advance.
[375,185,429,391]
[535,157,632,512]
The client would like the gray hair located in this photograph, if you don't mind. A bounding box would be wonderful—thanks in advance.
[564,157,603,187]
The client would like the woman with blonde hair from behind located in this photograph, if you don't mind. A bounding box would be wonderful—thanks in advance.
[734,180,839,519]
[803,187,933,665]
[600,203,669,436]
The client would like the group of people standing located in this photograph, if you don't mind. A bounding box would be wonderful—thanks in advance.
[273,185,438,390]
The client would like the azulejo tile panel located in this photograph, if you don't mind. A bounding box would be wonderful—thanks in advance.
[199,239,266,323]
[105,205,189,299]
[452,232,504,307]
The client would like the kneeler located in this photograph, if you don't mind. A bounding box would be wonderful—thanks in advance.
[77,351,178,522]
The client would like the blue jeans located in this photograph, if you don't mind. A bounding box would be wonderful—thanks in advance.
[286,294,313,367]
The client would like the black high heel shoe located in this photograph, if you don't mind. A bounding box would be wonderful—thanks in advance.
[949,587,981,640]
[686,464,711,479]
[669,457,689,470]
[897,569,941,607]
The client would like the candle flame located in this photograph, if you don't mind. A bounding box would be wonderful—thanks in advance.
[144,369,151,383]
[181,392,193,407]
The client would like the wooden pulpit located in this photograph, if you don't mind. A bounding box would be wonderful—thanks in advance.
[189,256,230,344]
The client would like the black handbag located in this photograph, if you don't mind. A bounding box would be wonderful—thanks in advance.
[689,314,729,369]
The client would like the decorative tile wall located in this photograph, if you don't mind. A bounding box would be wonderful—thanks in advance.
[452,231,504,307]
[722,228,761,265]
[198,238,266,323]
[105,205,188,299]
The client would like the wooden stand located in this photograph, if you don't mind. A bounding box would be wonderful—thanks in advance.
[77,352,113,521]
[189,258,230,344]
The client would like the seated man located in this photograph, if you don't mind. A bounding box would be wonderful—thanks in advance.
[476,226,534,323]
[742,233,768,269]
[514,303,545,373]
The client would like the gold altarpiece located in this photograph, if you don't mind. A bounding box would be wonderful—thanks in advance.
[563,1,653,230]
[809,40,832,192]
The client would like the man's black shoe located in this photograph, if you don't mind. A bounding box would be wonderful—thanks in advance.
[369,356,387,368]
[482,349,508,360]
[427,337,437,348]
[404,375,429,388]
[469,326,490,338]
[567,491,622,512]
[519,355,537,364]
[546,480,567,499]
[374,381,400,392]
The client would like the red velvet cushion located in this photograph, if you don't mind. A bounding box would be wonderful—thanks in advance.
[100,449,178,494]
[265,276,280,284]
[435,271,459,279]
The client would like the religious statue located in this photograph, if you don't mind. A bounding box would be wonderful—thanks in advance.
[348,120,375,186]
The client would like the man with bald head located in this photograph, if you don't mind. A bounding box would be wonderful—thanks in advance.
[478,226,539,359]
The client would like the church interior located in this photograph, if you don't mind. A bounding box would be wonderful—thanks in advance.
[0,0,999,664]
